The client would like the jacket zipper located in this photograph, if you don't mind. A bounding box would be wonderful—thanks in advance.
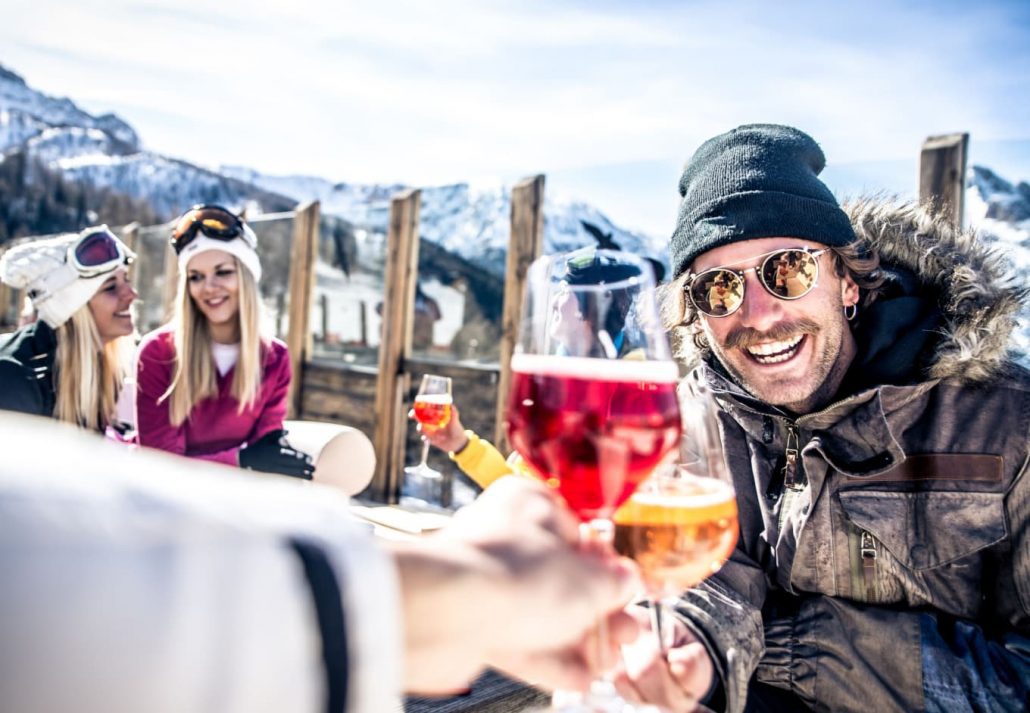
[856,527,881,601]
[782,423,803,491]
[775,422,805,532]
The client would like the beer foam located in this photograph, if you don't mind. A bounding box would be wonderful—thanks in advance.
[630,480,736,510]
[414,393,453,405]
[511,353,680,383]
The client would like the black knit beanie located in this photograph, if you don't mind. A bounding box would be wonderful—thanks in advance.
[669,124,856,279]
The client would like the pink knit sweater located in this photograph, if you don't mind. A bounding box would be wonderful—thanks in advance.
[135,328,292,466]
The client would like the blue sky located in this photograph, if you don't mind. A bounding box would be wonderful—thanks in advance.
[2,0,1028,236]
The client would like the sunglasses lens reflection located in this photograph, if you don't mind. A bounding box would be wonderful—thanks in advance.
[691,270,744,316]
[690,249,820,317]
[761,250,818,298]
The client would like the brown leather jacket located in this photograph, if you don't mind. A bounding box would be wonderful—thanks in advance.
[672,201,1030,712]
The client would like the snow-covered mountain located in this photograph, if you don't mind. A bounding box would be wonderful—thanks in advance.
[0,65,138,151]
[219,165,667,276]
[0,65,296,218]
[0,63,666,275]
[1,61,1027,353]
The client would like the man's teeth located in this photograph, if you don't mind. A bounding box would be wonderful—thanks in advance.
[745,335,804,363]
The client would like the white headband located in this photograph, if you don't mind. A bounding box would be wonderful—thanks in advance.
[177,230,262,283]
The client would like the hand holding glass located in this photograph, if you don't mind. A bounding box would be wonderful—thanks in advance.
[403,374,453,506]
[505,249,681,712]
[613,377,737,712]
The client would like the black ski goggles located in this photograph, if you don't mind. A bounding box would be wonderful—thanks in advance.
[170,204,256,255]
[685,247,826,317]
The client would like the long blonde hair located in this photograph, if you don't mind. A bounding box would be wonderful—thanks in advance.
[161,256,264,426]
[54,306,134,430]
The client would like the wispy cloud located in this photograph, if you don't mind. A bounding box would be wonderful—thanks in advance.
[1,0,1028,235]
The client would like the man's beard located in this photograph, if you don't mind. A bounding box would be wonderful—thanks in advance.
[711,316,849,413]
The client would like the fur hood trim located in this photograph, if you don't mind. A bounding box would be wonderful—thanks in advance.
[845,198,1027,382]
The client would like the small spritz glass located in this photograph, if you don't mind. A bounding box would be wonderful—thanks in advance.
[402,374,453,507]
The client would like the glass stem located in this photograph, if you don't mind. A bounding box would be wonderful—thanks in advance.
[650,598,669,659]
[419,437,430,467]
[581,519,617,691]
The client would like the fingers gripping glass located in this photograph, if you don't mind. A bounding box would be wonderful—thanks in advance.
[170,204,256,255]
[686,248,826,317]
[72,226,133,277]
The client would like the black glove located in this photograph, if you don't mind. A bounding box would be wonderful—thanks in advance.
[239,429,314,480]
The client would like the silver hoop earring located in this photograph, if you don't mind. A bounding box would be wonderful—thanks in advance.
[844,303,858,321]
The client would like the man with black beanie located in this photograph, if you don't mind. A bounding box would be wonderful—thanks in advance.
[616,124,1030,712]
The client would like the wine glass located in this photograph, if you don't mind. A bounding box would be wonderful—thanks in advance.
[612,376,737,712]
[402,374,453,508]
[505,248,682,712]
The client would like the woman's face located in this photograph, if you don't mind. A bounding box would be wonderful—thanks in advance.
[549,287,593,355]
[186,250,240,337]
[87,267,137,344]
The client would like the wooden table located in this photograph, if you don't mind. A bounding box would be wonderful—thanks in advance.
[404,670,547,712]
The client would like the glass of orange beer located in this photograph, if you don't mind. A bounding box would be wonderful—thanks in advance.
[614,375,738,657]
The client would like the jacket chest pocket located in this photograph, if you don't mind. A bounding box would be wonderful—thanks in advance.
[839,490,1007,570]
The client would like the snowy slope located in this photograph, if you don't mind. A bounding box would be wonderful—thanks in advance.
[219,165,669,277]
[1,62,666,275]
[0,64,294,217]
[0,65,138,152]
[966,166,1030,363]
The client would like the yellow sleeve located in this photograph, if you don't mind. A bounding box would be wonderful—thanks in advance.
[450,430,533,489]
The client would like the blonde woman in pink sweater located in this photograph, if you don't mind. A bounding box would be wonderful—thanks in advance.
[136,205,312,479]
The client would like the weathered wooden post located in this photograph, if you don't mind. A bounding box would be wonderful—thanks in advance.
[161,240,179,320]
[919,132,969,226]
[119,222,140,292]
[494,175,546,453]
[119,222,140,255]
[320,293,329,342]
[285,201,320,419]
[360,299,368,346]
[370,189,421,502]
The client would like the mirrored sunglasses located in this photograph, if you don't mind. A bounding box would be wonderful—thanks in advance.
[170,204,254,255]
[686,248,826,317]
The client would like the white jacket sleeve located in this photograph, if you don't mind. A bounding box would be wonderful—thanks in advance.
[0,413,402,713]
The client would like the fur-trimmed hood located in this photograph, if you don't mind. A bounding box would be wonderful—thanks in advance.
[846,198,1027,383]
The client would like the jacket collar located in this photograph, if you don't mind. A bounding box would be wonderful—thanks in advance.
[702,362,934,478]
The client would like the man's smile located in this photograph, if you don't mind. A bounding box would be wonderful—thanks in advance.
[742,334,806,365]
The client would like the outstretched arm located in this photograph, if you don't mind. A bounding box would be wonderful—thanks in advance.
[411,405,518,488]
[394,476,642,694]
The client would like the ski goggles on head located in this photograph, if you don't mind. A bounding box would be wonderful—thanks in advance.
[170,204,256,255]
[28,226,134,303]
[563,250,642,286]
[71,226,134,278]
[685,247,826,317]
